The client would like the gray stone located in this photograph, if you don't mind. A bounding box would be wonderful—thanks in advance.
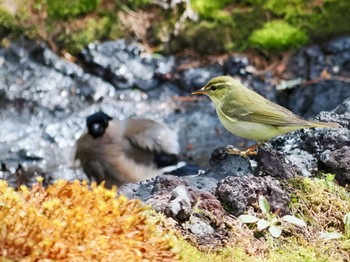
[167,186,192,221]
[187,216,214,236]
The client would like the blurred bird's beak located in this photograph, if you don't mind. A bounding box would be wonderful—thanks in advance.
[192,87,207,95]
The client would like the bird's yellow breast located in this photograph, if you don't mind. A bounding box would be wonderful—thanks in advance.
[216,108,301,143]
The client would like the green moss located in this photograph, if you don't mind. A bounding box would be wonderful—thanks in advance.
[47,0,100,18]
[61,16,111,54]
[119,0,153,9]
[191,0,231,19]
[264,0,313,19]
[107,20,127,41]
[1,0,350,56]
[179,237,258,262]
[179,2,267,52]
[287,175,350,231]
[268,243,345,262]
[248,20,308,51]
[230,5,266,51]
[307,0,350,39]
[0,8,15,28]
[171,21,231,54]
[147,19,174,48]
[0,8,17,37]
[264,0,350,41]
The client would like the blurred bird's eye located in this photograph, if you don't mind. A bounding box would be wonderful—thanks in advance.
[210,86,217,91]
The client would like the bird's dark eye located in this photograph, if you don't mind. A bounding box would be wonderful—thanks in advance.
[210,86,217,91]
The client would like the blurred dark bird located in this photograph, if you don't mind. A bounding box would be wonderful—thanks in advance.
[75,111,196,188]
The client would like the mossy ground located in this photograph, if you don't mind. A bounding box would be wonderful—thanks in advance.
[0,175,348,261]
[0,0,349,55]
[178,175,350,261]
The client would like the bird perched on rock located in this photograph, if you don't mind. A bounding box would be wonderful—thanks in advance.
[75,111,185,188]
[192,76,340,156]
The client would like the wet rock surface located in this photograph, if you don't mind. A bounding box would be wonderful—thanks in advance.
[1,37,350,249]
[79,40,176,91]
[0,39,243,182]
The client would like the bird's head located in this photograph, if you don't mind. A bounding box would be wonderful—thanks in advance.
[86,111,113,138]
[192,76,240,103]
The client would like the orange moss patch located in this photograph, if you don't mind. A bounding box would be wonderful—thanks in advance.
[0,179,179,261]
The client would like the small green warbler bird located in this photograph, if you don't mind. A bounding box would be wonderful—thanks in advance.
[192,76,340,156]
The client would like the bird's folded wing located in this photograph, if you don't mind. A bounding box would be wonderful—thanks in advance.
[222,100,312,127]
[124,119,180,154]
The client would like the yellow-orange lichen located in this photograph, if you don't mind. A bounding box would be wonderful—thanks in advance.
[0,179,179,261]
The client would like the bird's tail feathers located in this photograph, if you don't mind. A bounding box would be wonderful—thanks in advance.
[310,121,341,129]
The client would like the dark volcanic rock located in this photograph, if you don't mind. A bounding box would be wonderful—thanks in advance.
[322,100,350,129]
[118,147,255,249]
[320,147,350,185]
[279,36,350,117]
[119,149,252,202]
[287,37,350,81]
[223,55,250,77]
[177,62,224,92]
[323,36,350,54]
[142,176,229,249]
[216,174,290,217]
[207,147,252,179]
[279,80,350,118]
[191,190,226,219]
[261,107,350,185]
[256,147,299,179]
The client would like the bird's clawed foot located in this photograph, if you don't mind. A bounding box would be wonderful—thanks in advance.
[225,143,259,157]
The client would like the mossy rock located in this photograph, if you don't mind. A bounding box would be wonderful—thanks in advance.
[264,0,350,42]
[1,0,350,59]
[120,0,153,9]
[178,175,350,261]
[248,20,308,51]
[307,0,350,40]
[170,21,231,54]
[0,7,17,37]
[191,0,231,20]
[230,5,266,51]
[47,0,100,18]
[59,16,114,54]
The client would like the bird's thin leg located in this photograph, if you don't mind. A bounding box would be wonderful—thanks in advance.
[225,143,260,157]
[241,143,260,155]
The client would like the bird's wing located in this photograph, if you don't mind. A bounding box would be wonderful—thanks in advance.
[221,98,312,127]
[123,119,180,155]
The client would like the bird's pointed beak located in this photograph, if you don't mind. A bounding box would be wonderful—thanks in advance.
[191,87,207,95]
